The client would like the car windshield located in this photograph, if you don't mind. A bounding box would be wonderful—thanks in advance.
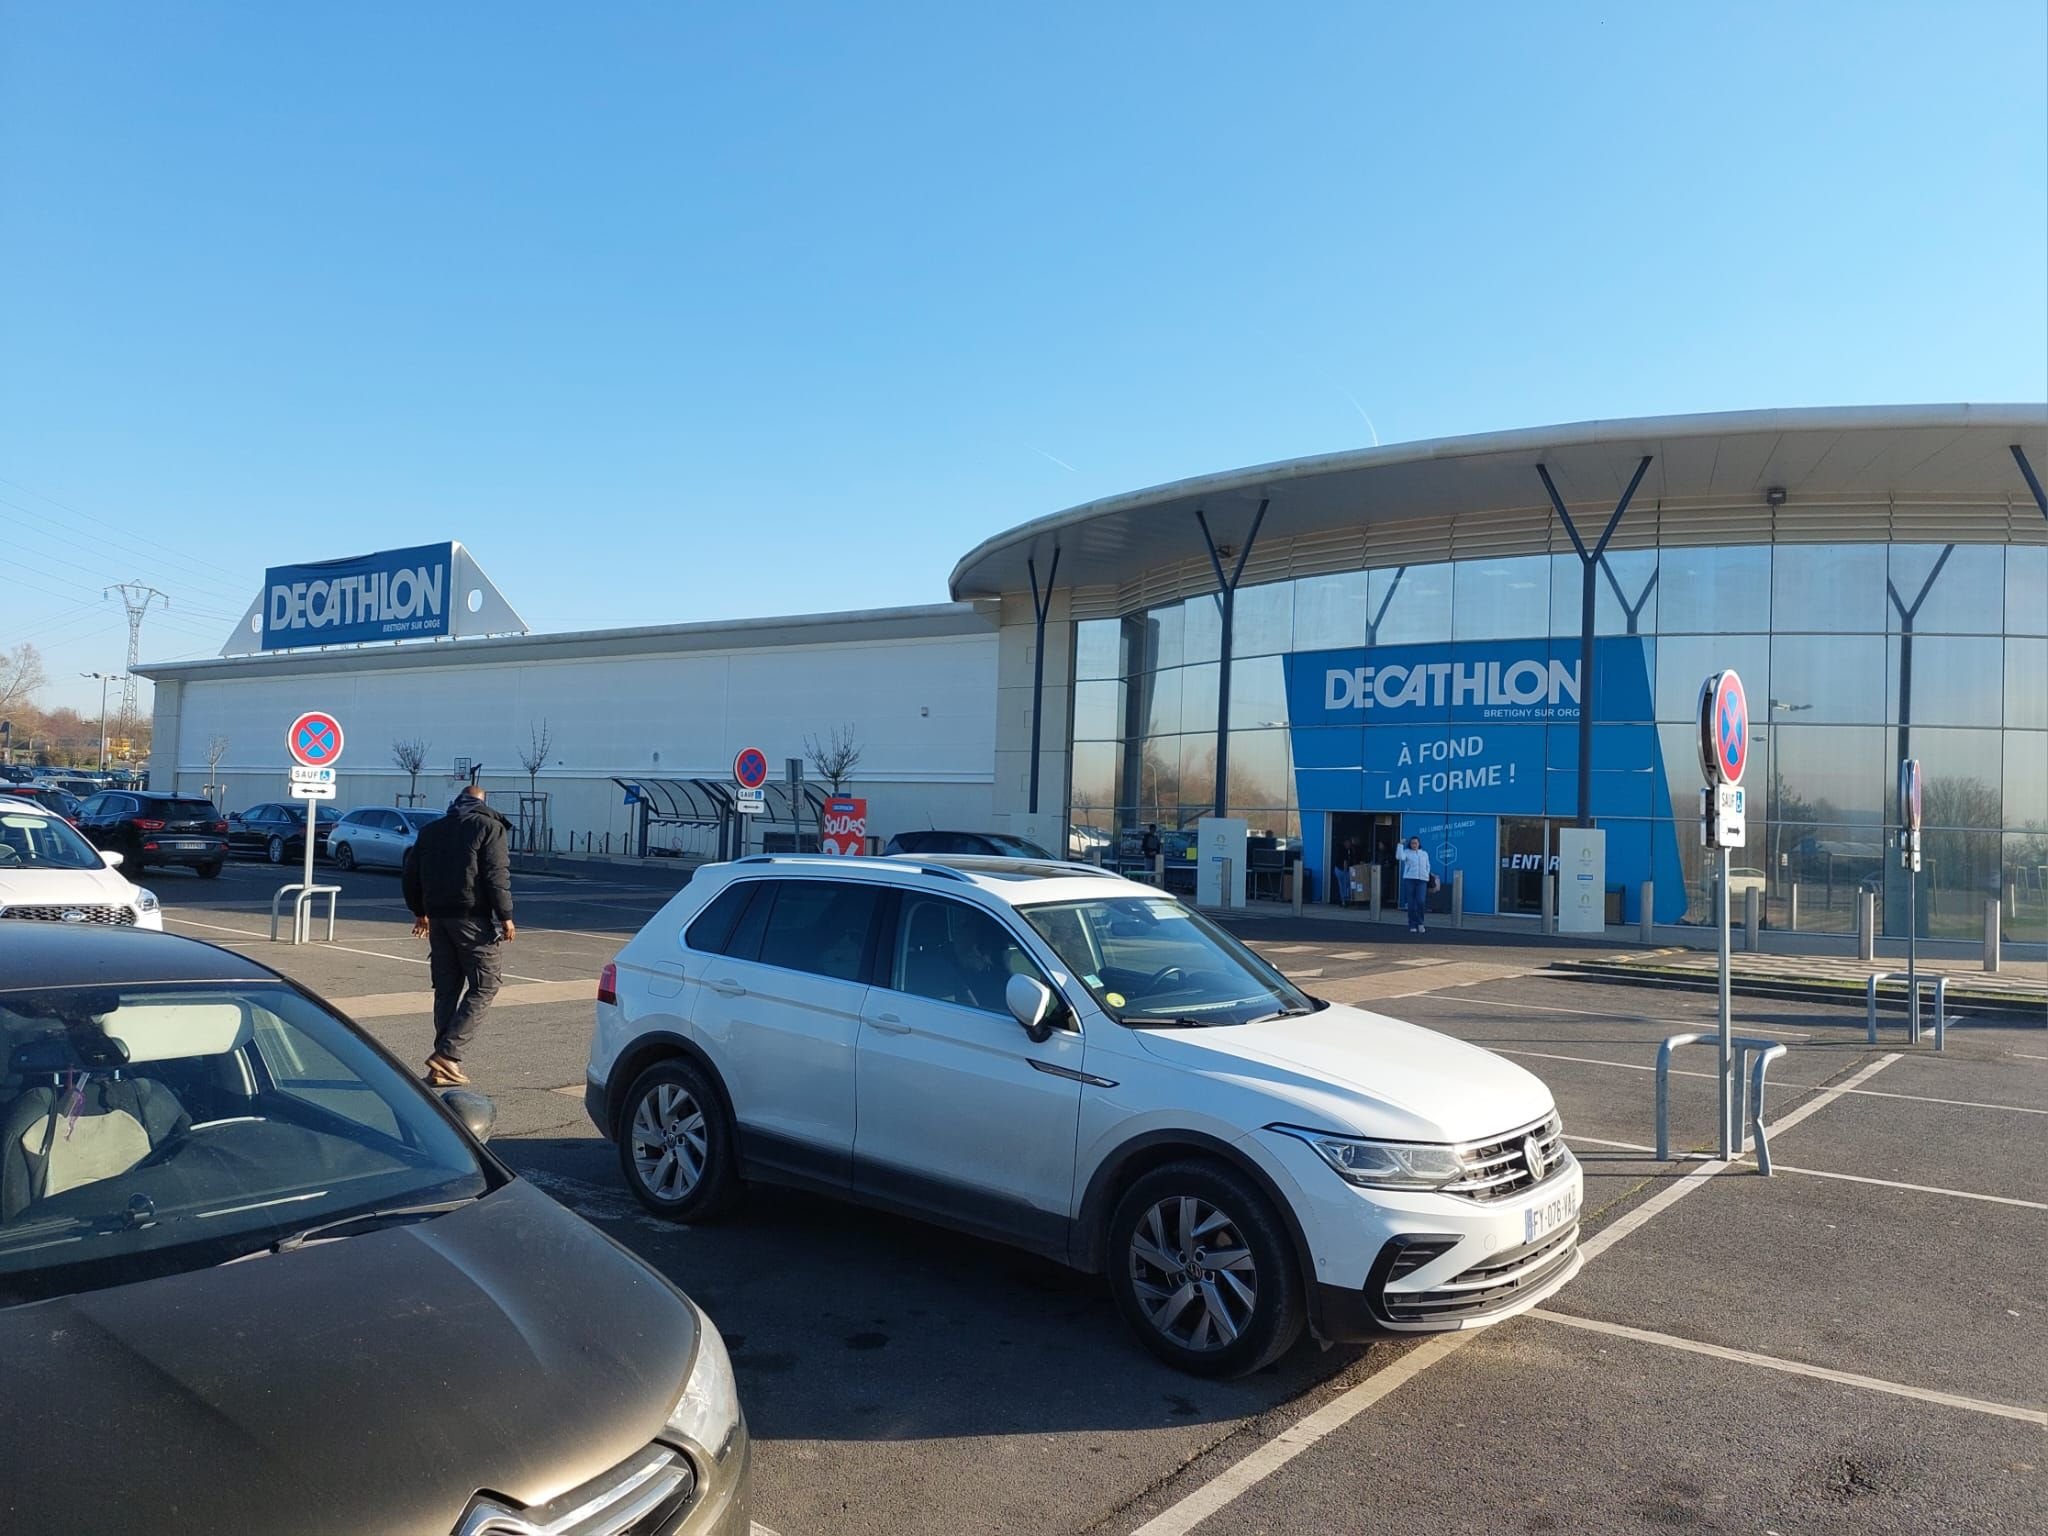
[0,810,105,871]
[1018,895,1312,1027]
[985,835,1053,858]
[398,811,442,831]
[0,980,492,1305]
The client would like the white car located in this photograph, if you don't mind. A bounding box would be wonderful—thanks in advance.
[0,801,163,931]
[584,855,1581,1376]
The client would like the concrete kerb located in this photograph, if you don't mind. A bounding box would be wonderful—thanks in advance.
[1546,956,2046,1020]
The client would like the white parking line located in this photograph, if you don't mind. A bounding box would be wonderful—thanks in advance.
[1436,994,1808,1036]
[1126,1334,1470,1536]
[1489,1045,2047,1117]
[161,914,556,984]
[1125,1052,1901,1534]
[1529,1310,2048,1426]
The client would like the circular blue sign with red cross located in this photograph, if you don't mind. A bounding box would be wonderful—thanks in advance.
[1708,670,1748,785]
[733,747,769,790]
[287,710,345,768]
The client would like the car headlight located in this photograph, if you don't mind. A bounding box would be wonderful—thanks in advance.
[135,888,161,913]
[1271,1125,1466,1190]
[665,1304,741,1465]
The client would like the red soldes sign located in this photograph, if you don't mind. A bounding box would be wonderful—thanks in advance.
[820,796,867,856]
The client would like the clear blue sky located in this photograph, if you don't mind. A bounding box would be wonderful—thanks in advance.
[4,1,2043,715]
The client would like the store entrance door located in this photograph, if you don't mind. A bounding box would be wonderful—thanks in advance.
[1499,817,1554,915]
[1329,812,1402,908]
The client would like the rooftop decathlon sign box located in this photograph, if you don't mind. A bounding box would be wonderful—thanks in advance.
[219,542,528,656]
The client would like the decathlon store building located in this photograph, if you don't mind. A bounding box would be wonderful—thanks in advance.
[957,406,2048,945]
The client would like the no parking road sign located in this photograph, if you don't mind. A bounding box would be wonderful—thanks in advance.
[1696,670,1748,786]
[733,747,769,790]
[288,711,345,769]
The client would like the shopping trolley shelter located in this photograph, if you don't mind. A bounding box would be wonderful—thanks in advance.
[138,862,2048,1536]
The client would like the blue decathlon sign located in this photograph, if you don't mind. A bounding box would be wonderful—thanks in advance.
[261,543,456,651]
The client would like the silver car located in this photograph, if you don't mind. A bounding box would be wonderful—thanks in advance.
[327,807,442,871]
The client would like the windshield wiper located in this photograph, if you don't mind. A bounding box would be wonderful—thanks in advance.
[1244,1006,1317,1024]
[270,1196,480,1254]
[1119,1015,1208,1028]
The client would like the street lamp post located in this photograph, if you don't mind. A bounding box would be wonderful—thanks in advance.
[81,672,119,771]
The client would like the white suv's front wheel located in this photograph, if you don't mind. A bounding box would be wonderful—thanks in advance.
[1108,1160,1304,1378]
[617,1059,740,1222]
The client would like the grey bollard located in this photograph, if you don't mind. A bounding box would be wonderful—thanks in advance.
[1743,885,1760,952]
[1292,861,1304,917]
[1788,883,1800,933]
[1540,872,1556,935]
[1638,881,1655,944]
[1153,851,1165,888]
[1858,889,1876,962]
[1450,868,1464,929]
[1985,898,2001,974]
[1369,873,1381,922]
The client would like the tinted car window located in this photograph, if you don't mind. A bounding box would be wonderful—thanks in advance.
[753,880,882,982]
[0,980,490,1305]
[162,799,220,821]
[685,882,759,954]
[892,896,1043,1014]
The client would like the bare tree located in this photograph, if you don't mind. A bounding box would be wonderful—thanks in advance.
[391,736,429,804]
[804,723,863,793]
[0,642,47,715]
[518,719,554,800]
[199,734,231,806]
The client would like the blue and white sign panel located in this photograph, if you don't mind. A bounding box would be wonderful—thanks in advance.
[261,543,456,651]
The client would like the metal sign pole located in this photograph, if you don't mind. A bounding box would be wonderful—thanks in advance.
[1717,841,1733,1158]
[300,800,318,944]
[1906,861,1919,1042]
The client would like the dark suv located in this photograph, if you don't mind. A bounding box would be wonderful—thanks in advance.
[75,791,228,877]
[882,829,1056,859]
[226,802,326,864]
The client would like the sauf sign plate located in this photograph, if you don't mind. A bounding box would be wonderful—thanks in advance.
[262,543,455,650]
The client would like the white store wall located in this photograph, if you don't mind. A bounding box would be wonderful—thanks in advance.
[145,608,1000,849]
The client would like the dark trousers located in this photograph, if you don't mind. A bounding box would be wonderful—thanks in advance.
[1401,877,1429,931]
[428,917,503,1062]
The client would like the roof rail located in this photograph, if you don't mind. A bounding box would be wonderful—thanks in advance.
[729,853,973,882]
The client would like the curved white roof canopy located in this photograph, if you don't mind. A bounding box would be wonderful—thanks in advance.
[949,404,2048,600]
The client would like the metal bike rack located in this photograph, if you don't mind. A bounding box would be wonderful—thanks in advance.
[1865,971,1947,1051]
[1655,1031,1791,1175]
[270,882,341,944]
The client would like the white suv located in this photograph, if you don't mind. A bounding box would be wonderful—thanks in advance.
[585,855,1581,1377]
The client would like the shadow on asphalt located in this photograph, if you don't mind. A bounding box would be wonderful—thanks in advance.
[493,1133,1372,1443]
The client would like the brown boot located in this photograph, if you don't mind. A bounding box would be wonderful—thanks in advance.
[424,1054,469,1087]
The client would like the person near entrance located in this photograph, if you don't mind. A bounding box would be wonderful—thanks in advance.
[402,785,517,1086]
[1397,835,1433,933]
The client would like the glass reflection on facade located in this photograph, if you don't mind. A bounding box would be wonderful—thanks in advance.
[1071,540,2047,938]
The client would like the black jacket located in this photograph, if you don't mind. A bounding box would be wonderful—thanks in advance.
[403,797,515,926]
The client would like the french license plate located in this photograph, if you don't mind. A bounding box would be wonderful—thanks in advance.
[170,841,204,850]
[1524,1180,1581,1244]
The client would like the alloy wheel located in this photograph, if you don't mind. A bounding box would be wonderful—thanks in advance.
[1128,1195,1259,1352]
[629,1082,709,1202]
[268,835,285,864]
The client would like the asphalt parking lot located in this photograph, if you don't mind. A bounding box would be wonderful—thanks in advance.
[150,858,2047,1535]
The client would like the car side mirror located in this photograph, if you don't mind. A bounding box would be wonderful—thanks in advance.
[441,1088,497,1144]
[1005,973,1058,1044]
[102,850,124,869]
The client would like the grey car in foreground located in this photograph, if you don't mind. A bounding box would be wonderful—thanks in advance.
[0,927,749,1535]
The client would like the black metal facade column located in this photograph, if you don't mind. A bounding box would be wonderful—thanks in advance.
[1026,549,1061,815]
[1195,499,1270,819]
[1887,544,1954,773]
[2014,444,2048,521]
[1538,457,1652,828]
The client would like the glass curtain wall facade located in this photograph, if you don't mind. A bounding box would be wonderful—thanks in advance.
[1071,541,2048,941]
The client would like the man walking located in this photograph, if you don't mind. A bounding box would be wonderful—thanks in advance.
[1397,835,1432,934]
[402,785,516,1086]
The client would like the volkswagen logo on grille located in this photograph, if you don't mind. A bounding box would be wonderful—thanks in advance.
[1522,1134,1547,1181]
[60,909,88,924]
